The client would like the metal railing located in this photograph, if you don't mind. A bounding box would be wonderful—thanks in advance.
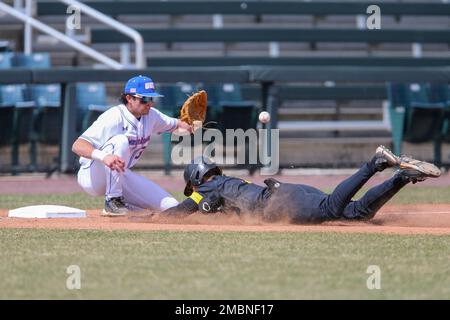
[0,0,146,69]
[0,0,123,69]
[58,0,145,69]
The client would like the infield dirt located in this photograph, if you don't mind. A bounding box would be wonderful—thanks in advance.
[1,204,450,235]
[1,173,450,235]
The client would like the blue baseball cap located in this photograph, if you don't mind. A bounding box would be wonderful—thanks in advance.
[123,75,163,98]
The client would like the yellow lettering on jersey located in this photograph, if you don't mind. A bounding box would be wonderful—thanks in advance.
[190,192,203,204]
[243,179,251,184]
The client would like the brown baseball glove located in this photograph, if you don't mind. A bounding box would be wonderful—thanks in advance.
[179,90,207,130]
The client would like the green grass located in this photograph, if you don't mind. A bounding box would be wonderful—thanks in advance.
[1,188,449,299]
[0,193,104,210]
[0,229,449,299]
[0,187,449,210]
[349,186,450,205]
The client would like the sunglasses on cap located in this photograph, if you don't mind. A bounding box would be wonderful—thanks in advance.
[132,95,154,104]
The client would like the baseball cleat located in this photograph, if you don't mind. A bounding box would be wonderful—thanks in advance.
[375,145,441,178]
[398,156,441,178]
[375,145,401,166]
[373,145,400,171]
[395,169,428,184]
[102,196,128,217]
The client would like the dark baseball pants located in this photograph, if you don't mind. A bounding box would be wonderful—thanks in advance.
[264,161,409,223]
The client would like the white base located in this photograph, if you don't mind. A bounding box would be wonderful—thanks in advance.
[8,205,87,219]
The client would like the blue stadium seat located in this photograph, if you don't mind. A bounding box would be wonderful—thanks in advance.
[28,84,62,144]
[0,84,36,172]
[201,82,254,107]
[13,53,60,110]
[199,83,258,173]
[158,82,198,115]
[428,83,450,108]
[13,52,51,68]
[387,83,447,164]
[0,71,18,146]
[408,83,447,109]
[217,83,248,107]
[156,82,199,174]
[174,82,198,108]
[0,84,33,142]
[28,84,61,108]
[404,83,446,145]
[0,41,11,52]
[200,83,257,131]
[13,53,62,161]
[0,52,13,69]
[0,84,31,107]
[433,84,450,142]
[25,83,62,172]
[0,85,16,146]
[156,85,176,114]
[76,82,110,132]
[11,53,57,108]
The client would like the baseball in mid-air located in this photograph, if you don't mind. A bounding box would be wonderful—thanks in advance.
[258,111,271,124]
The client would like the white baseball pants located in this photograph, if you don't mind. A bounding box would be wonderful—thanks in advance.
[77,134,179,211]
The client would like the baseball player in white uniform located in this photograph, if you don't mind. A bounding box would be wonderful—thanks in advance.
[72,75,193,216]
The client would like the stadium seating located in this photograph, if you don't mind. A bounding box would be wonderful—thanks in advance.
[36,1,449,17]
[0,84,23,146]
[0,85,34,119]
[10,53,63,172]
[28,84,60,108]
[33,1,450,68]
[0,52,13,68]
[387,83,450,165]
[26,84,62,172]
[92,28,450,46]
[156,82,200,173]
[75,83,109,133]
[157,82,257,172]
[0,41,11,52]
[435,85,450,142]
[1,1,449,172]
[143,57,450,68]
[200,83,257,132]
[12,52,51,68]
[0,53,24,152]
[37,0,450,40]
[158,82,199,115]
[0,84,35,172]
[198,83,258,172]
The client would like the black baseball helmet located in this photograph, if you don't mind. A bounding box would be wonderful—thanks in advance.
[183,156,222,196]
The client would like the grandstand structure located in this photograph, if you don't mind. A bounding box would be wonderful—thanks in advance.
[0,0,449,174]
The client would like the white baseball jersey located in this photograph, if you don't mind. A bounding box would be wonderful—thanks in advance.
[79,104,178,168]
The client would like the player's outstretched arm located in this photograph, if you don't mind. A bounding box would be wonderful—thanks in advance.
[161,198,198,216]
[72,138,125,172]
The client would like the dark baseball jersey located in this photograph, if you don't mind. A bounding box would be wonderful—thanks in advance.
[163,175,271,216]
